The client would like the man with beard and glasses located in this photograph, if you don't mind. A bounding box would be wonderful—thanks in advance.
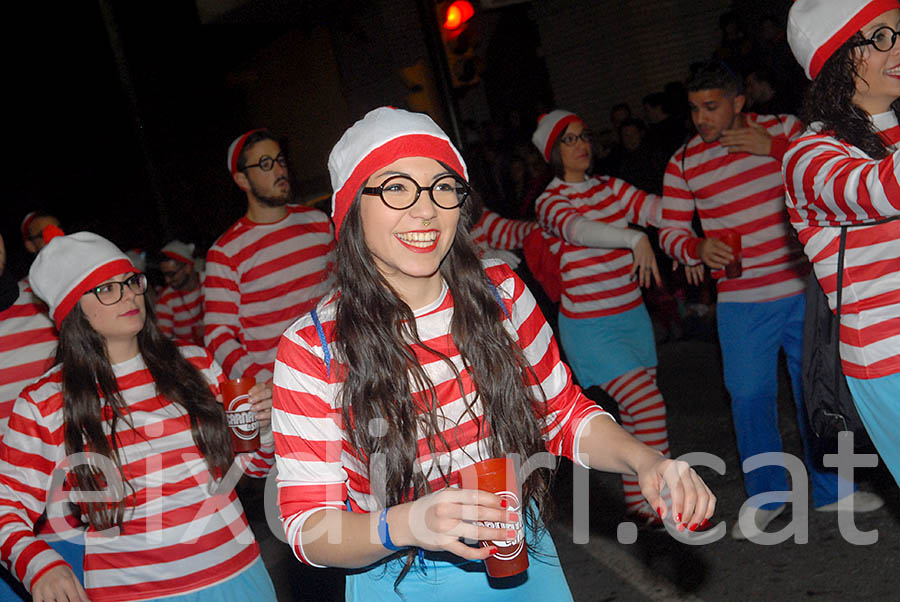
[203,129,335,383]
[155,239,205,344]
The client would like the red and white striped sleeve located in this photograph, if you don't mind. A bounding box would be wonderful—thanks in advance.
[659,148,702,265]
[470,210,538,251]
[154,292,176,338]
[784,133,900,226]
[0,370,69,593]
[202,247,265,381]
[271,307,347,567]
[610,177,662,229]
[486,262,611,463]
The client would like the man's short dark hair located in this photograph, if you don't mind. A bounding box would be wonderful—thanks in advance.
[236,130,280,172]
[685,60,742,97]
[642,92,666,109]
[610,102,631,117]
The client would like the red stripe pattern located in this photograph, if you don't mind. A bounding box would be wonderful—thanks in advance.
[203,206,335,382]
[271,260,610,566]
[535,176,662,318]
[660,113,809,303]
[783,110,900,379]
[0,281,57,433]
[0,344,274,600]
[470,209,538,253]
[154,282,203,342]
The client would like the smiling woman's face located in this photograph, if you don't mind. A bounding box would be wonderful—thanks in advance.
[79,272,146,344]
[853,8,900,115]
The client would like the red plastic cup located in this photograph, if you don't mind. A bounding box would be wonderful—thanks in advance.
[720,231,742,278]
[220,377,259,453]
[458,458,528,578]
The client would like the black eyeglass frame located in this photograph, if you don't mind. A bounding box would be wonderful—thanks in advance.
[82,273,149,306]
[854,25,900,52]
[361,174,471,211]
[243,152,288,172]
[559,131,593,146]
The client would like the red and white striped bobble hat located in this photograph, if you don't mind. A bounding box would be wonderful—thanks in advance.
[160,239,195,265]
[532,110,582,162]
[788,0,899,80]
[327,106,468,238]
[226,128,267,176]
[29,228,135,327]
[20,211,38,241]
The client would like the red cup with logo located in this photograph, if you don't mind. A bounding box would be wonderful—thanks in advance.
[458,458,528,578]
[220,377,259,453]
[720,230,742,279]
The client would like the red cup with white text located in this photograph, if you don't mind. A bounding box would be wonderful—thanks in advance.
[220,377,259,453]
[720,230,742,279]
[458,458,528,578]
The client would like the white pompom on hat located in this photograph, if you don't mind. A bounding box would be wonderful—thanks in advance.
[226,128,267,176]
[532,110,582,162]
[160,240,195,265]
[327,106,468,238]
[788,0,899,80]
[29,228,135,327]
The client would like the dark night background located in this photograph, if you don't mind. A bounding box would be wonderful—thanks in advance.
[2,0,793,281]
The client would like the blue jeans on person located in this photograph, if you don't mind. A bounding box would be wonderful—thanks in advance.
[717,294,852,510]
[847,374,900,487]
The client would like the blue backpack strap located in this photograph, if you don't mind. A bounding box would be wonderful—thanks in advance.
[310,308,332,379]
[488,281,511,321]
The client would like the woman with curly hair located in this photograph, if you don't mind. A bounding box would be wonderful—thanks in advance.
[271,107,715,600]
[784,0,900,483]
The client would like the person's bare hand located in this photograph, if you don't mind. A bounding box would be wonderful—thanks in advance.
[684,263,706,285]
[248,381,273,429]
[405,488,518,560]
[721,119,772,156]
[630,235,662,288]
[31,564,89,602]
[697,238,734,270]
[637,457,716,532]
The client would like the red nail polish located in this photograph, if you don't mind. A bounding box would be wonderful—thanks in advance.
[500,499,508,509]
[677,523,686,532]
[656,507,663,518]
[675,513,682,523]
[489,546,499,555]
[700,519,709,528]
[689,523,698,532]
[508,513,519,522]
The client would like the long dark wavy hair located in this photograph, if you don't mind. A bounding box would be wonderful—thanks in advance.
[57,296,233,531]
[803,32,900,159]
[333,163,552,583]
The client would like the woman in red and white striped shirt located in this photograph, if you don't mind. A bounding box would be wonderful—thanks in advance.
[532,110,673,525]
[272,107,714,601]
[785,0,900,484]
[0,229,276,602]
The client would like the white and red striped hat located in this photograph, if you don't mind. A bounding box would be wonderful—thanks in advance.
[327,106,467,238]
[532,110,582,162]
[788,0,899,80]
[226,128,268,176]
[20,211,38,241]
[29,228,135,327]
[160,239,195,265]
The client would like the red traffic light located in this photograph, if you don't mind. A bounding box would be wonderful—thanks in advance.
[442,1,474,31]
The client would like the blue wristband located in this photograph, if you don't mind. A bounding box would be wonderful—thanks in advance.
[378,507,403,551]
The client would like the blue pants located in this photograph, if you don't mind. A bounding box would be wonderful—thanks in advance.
[717,295,851,509]
[346,526,572,601]
[848,374,900,487]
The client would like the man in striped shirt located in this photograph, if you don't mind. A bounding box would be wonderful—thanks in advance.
[155,239,204,344]
[204,129,335,384]
[660,61,878,539]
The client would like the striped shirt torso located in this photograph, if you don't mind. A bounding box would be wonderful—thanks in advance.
[535,176,661,318]
[0,345,274,601]
[660,112,809,303]
[204,205,335,382]
[783,110,900,379]
[271,260,608,565]
[154,281,203,342]
[0,280,56,433]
